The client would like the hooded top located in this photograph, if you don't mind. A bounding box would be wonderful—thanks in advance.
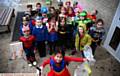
[75,26,92,51]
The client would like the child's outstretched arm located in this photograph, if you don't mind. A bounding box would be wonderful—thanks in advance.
[64,56,87,62]
[40,58,50,68]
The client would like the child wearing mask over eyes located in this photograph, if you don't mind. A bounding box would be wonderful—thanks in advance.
[19,27,37,67]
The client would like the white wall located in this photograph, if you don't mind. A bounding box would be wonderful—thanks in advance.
[0,0,21,7]
[103,1,120,63]
[0,0,10,6]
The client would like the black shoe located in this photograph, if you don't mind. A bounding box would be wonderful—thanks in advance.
[49,51,53,55]
[71,50,77,55]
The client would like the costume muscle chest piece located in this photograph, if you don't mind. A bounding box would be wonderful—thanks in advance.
[20,35,35,48]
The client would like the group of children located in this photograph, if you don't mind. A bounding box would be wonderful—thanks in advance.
[19,0,105,75]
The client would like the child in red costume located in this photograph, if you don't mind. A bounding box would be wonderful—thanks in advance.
[38,51,87,76]
[87,10,98,22]
[19,26,37,66]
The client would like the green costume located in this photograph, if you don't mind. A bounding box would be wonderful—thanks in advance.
[75,26,92,51]
[45,0,52,5]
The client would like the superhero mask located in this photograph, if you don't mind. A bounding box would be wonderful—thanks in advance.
[22,27,30,37]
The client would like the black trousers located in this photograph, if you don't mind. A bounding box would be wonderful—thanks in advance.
[81,50,85,58]
[91,42,97,55]
[36,41,46,57]
[66,24,74,49]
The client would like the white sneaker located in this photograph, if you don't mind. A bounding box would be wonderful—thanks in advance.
[33,61,37,66]
[36,69,39,75]
[28,63,32,67]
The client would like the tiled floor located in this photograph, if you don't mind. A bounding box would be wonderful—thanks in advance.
[0,0,120,76]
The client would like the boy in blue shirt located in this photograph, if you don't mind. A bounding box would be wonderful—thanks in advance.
[32,16,48,57]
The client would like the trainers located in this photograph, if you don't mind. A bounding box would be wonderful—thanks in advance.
[33,61,37,66]
[28,63,32,67]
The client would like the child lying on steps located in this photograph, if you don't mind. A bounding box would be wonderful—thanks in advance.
[37,50,87,76]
